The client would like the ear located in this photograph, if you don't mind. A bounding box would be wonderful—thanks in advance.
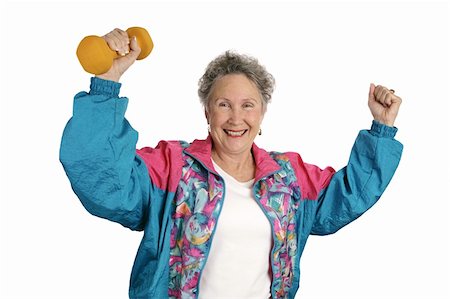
[204,109,210,124]
[260,109,266,124]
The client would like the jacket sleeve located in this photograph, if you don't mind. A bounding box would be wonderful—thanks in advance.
[59,77,151,231]
[309,121,403,235]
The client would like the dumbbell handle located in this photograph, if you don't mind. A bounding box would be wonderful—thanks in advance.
[76,27,153,75]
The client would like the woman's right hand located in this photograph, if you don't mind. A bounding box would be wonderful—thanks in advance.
[96,28,141,82]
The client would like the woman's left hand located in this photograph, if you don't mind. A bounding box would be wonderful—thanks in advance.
[368,83,402,127]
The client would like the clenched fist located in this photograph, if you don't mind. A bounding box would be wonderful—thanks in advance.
[96,28,142,82]
[368,83,402,127]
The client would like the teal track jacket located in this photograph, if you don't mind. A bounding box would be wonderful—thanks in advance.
[60,77,403,298]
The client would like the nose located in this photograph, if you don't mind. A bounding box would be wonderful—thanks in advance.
[228,107,244,125]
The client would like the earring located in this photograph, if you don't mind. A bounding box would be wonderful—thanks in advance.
[208,124,211,133]
[258,128,262,136]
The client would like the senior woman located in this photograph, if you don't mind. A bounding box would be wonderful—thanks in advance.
[60,28,403,299]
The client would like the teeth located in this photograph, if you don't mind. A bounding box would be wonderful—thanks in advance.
[225,130,246,136]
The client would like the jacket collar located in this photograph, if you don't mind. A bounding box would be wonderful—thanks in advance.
[184,135,281,182]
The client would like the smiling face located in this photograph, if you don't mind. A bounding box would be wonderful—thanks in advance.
[206,74,265,158]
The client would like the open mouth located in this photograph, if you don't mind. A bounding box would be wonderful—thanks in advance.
[224,129,247,137]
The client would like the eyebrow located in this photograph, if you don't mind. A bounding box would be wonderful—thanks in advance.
[214,97,259,103]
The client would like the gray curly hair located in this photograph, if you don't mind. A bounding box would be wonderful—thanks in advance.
[198,51,275,110]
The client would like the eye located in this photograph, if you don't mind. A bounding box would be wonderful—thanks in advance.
[243,102,255,109]
[218,101,231,108]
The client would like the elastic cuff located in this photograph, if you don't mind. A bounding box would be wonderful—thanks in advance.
[89,77,122,97]
[370,120,398,138]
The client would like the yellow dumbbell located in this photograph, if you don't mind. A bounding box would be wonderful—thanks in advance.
[76,27,153,75]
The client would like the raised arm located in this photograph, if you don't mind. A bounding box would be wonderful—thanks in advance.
[59,29,148,230]
[304,84,403,235]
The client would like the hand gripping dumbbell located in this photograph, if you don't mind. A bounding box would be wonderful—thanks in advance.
[76,27,153,75]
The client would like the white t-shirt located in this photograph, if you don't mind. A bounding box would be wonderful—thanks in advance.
[198,160,272,299]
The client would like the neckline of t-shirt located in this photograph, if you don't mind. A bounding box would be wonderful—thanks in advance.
[212,159,255,188]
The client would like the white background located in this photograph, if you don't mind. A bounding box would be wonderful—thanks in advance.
[1,0,449,298]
